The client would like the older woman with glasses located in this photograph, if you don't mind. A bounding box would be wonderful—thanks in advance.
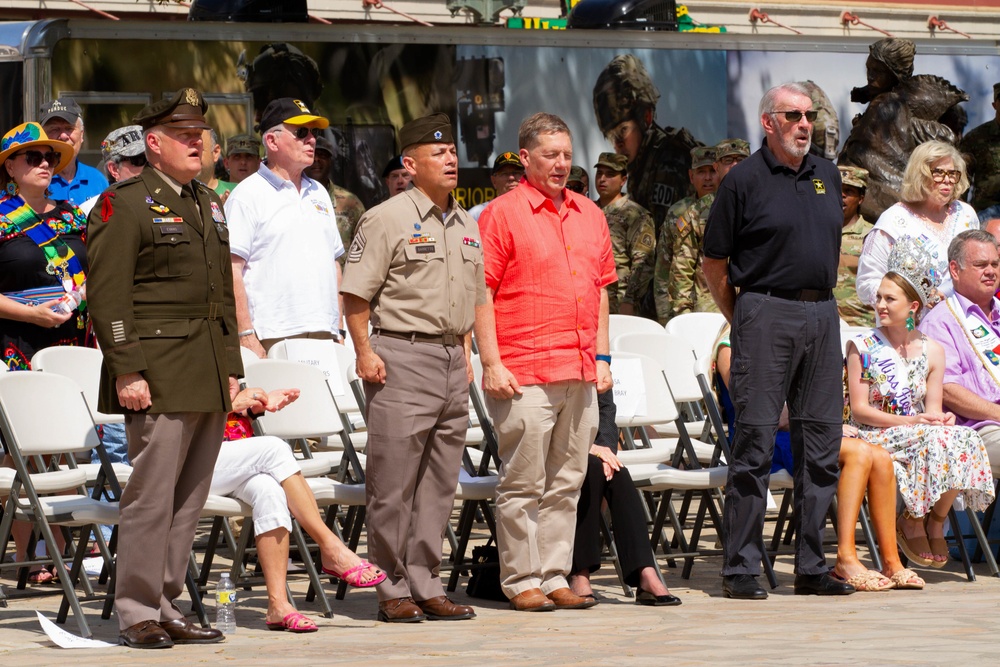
[856,140,978,310]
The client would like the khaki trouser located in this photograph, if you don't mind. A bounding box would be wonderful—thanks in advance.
[115,412,225,629]
[488,380,597,598]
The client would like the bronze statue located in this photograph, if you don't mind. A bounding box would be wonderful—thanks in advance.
[839,38,968,221]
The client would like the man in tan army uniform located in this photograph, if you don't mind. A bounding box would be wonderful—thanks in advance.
[305,134,366,255]
[87,89,242,648]
[961,82,1000,215]
[341,113,485,624]
[593,152,655,316]
[835,165,874,326]
[660,139,751,321]
[593,54,701,241]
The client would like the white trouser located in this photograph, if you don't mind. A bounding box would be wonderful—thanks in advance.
[210,436,300,534]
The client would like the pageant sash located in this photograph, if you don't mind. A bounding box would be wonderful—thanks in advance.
[851,329,916,417]
[945,295,1000,390]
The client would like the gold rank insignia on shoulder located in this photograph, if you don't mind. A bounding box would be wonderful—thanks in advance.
[408,236,436,244]
[812,179,826,195]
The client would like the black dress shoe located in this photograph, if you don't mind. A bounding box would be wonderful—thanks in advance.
[722,574,768,600]
[634,588,682,607]
[793,572,856,596]
[119,620,173,649]
[160,617,225,644]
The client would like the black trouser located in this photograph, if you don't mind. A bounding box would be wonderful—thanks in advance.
[572,456,656,586]
[721,291,842,577]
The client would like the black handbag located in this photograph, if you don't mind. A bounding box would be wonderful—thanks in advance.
[465,539,508,602]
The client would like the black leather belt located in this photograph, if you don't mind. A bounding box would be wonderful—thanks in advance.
[742,286,832,302]
[376,330,462,347]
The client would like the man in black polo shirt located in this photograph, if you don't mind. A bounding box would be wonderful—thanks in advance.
[702,82,854,600]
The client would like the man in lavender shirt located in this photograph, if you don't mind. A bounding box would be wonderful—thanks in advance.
[920,229,1000,472]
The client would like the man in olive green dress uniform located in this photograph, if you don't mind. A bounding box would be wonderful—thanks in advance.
[86,88,243,649]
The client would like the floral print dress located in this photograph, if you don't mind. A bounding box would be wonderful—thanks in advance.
[850,332,995,515]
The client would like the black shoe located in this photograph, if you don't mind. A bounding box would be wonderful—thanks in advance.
[793,572,856,596]
[722,574,768,600]
[634,588,682,607]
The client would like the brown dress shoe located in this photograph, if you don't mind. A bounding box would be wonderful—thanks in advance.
[508,587,556,612]
[159,617,224,644]
[415,595,476,620]
[547,587,599,609]
[119,620,173,649]
[377,597,426,623]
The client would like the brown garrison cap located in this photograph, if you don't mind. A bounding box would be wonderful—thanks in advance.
[690,146,716,169]
[133,88,211,131]
[398,113,454,150]
[594,152,628,172]
[714,138,751,159]
[838,165,869,190]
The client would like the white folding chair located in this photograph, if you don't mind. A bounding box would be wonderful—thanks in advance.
[0,372,121,638]
[30,346,123,427]
[664,312,727,361]
[609,313,666,343]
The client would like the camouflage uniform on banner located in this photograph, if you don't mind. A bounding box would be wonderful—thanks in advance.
[604,195,656,315]
[593,54,701,238]
[835,166,875,327]
[667,193,719,317]
[331,183,366,259]
[960,85,1000,212]
[652,195,694,323]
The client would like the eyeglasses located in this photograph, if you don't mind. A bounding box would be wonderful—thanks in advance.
[279,126,320,141]
[717,155,745,166]
[16,150,60,167]
[930,168,962,183]
[768,110,818,123]
[121,153,147,168]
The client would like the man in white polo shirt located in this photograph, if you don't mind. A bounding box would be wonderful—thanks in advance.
[226,98,345,357]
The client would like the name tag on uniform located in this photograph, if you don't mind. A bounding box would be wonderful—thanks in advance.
[158,225,184,235]
[153,217,184,224]
[415,245,435,254]
[408,236,436,244]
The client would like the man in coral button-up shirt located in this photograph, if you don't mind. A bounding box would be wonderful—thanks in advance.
[476,112,617,613]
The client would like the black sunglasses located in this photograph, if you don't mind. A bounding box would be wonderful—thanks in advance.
[121,153,147,168]
[285,126,320,141]
[769,110,818,123]
[16,150,60,167]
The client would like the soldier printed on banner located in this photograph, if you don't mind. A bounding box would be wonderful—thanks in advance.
[593,54,702,241]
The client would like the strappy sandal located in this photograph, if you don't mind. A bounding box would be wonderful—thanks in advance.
[835,569,895,592]
[888,568,925,590]
[924,511,950,569]
[896,511,934,567]
[266,611,318,633]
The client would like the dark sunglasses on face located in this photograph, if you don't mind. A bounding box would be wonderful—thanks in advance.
[285,126,320,141]
[770,110,818,123]
[717,155,745,166]
[121,153,147,168]
[17,150,60,167]
[567,182,586,193]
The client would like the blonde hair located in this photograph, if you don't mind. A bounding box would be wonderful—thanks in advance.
[900,140,969,204]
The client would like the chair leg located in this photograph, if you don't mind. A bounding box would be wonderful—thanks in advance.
[962,506,999,578]
[949,507,976,582]
[446,499,479,593]
[858,501,882,573]
[599,508,631,598]
[292,519,333,618]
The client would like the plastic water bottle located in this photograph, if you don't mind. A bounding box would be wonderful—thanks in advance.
[215,572,237,634]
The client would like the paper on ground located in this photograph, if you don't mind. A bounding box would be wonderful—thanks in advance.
[36,611,115,648]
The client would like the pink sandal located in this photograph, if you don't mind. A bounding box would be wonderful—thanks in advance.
[266,611,318,633]
[322,560,387,588]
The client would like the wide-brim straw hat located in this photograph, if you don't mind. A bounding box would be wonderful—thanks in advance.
[0,122,75,175]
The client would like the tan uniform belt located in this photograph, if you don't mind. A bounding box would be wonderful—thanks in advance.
[376,329,462,347]
[133,302,225,320]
